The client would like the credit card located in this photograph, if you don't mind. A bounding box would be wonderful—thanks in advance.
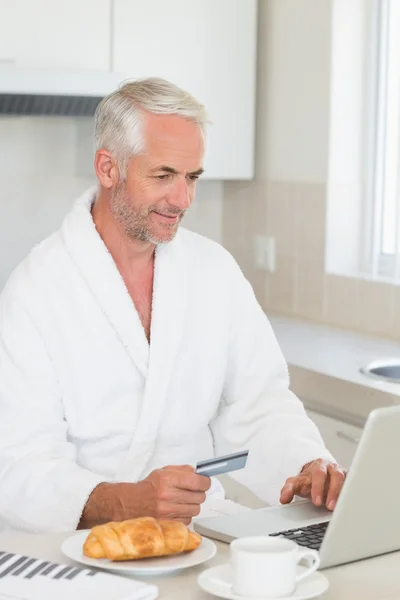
[195,450,249,477]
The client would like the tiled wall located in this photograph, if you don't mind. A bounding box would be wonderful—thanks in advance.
[222,0,400,342]
[0,117,93,290]
[222,180,267,303]
[265,182,326,321]
[223,179,400,341]
[0,117,223,291]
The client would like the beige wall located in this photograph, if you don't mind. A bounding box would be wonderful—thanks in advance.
[223,0,400,341]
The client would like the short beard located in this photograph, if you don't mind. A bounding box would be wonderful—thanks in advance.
[110,182,184,245]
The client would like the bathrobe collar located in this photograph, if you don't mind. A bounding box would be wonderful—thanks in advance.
[61,188,188,475]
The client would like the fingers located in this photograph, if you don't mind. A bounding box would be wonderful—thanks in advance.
[161,465,211,492]
[146,467,210,514]
[164,464,195,473]
[280,477,296,504]
[281,461,346,510]
[173,471,211,493]
[280,476,308,504]
[161,488,207,506]
[157,502,201,521]
[310,462,327,506]
[325,465,346,510]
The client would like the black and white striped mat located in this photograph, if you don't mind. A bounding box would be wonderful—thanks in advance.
[0,550,158,600]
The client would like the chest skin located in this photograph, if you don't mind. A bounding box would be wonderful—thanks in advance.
[124,264,154,343]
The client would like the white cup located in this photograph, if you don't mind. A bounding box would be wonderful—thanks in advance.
[230,536,320,598]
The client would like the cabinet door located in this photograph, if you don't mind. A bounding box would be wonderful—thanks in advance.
[0,0,110,70]
[113,0,257,179]
[0,1,16,63]
[307,409,363,471]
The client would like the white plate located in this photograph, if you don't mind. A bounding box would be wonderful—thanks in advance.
[197,563,330,600]
[61,530,217,576]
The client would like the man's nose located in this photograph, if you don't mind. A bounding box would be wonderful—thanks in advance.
[169,178,191,211]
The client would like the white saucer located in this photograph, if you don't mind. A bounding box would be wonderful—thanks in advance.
[197,563,329,600]
[61,530,217,576]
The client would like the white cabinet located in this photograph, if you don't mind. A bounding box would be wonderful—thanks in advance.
[0,0,110,70]
[0,3,15,63]
[306,409,363,470]
[113,0,257,179]
[0,0,256,179]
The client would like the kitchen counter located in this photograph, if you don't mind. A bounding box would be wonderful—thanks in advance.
[1,530,400,600]
[269,314,400,427]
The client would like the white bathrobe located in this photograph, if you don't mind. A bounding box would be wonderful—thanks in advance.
[0,188,333,533]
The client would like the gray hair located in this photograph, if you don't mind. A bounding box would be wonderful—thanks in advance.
[94,77,209,177]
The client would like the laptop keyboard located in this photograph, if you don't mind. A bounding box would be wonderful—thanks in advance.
[268,521,329,550]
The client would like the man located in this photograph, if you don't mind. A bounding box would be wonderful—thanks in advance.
[0,78,345,533]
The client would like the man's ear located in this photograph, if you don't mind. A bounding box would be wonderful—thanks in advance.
[94,150,120,188]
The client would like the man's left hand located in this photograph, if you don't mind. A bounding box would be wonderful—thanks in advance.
[280,459,347,511]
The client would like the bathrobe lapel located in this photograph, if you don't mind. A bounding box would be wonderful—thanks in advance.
[115,229,188,479]
[62,188,188,480]
[61,188,149,379]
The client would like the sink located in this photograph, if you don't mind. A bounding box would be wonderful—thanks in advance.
[360,359,400,383]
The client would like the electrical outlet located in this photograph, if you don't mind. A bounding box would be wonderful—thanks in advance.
[254,235,276,272]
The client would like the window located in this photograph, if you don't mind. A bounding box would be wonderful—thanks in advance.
[366,0,400,280]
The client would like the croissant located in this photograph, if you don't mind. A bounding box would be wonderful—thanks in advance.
[83,517,202,561]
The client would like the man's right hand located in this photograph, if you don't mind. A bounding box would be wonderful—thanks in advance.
[78,465,211,529]
[138,465,211,524]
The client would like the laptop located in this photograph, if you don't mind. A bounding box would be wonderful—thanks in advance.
[194,405,400,569]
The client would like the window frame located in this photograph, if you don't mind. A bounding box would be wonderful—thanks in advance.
[363,0,400,281]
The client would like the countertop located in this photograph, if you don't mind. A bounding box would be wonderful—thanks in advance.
[269,314,400,427]
[1,530,400,600]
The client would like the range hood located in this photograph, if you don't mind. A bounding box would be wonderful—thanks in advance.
[0,67,123,116]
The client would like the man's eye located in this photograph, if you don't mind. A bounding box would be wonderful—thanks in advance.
[187,175,199,181]
[156,174,170,180]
